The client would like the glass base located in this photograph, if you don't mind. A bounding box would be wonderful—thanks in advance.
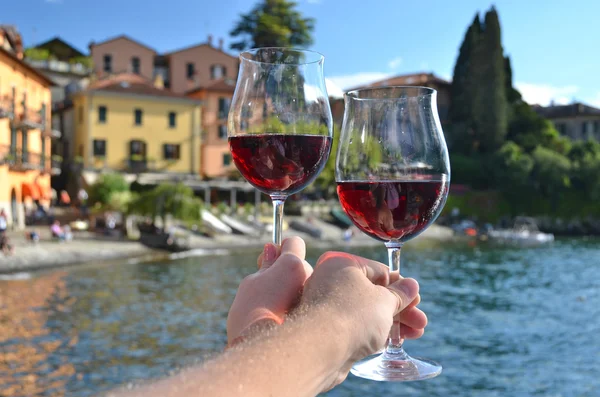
[351,350,442,382]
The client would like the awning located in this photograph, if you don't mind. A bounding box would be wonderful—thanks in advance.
[22,183,41,200]
[36,184,52,200]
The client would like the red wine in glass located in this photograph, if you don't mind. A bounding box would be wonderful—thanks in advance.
[337,178,448,243]
[229,134,332,196]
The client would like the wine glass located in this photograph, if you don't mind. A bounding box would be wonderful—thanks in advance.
[335,86,450,381]
[228,48,333,245]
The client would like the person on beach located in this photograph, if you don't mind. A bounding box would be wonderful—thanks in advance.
[0,233,14,255]
[0,209,7,234]
[50,220,65,241]
[113,237,427,397]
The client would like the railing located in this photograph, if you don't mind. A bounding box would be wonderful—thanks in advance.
[25,58,92,75]
[127,159,148,173]
[0,95,13,118]
[0,144,47,171]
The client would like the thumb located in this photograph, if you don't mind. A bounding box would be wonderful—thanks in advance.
[386,278,420,316]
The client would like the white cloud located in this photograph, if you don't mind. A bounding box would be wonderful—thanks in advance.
[586,92,600,108]
[325,78,344,98]
[328,72,392,91]
[388,57,402,70]
[515,82,579,106]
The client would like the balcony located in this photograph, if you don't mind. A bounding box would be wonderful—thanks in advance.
[0,95,13,119]
[25,58,92,76]
[126,158,149,173]
[0,145,48,172]
[14,108,44,130]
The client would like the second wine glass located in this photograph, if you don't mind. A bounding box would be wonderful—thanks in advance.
[228,48,333,245]
[336,86,450,381]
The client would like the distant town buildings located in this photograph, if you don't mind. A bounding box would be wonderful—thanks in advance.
[533,102,600,141]
[71,73,202,185]
[0,25,56,228]
[343,72,452,123]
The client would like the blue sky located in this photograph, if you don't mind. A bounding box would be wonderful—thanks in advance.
[3,0,599,106]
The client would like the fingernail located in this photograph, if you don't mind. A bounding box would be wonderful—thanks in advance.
[264,244,276,262]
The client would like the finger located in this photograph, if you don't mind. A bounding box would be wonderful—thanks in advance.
[389,270,401,284]
[316,251,390,286]
[396,306,428,329]
[386,278,420,316]
[279,236,306,260]
[259,243,279,270]
[400,324,425,340]
[389,272,420,306]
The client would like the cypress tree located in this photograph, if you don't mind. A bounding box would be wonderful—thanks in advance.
[475,7,508,153]
[448,14,482,153]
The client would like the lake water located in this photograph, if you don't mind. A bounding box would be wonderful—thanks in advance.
[1,239,599,397]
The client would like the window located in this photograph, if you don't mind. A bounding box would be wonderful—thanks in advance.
[163,144,181,160]
[131,57,140,74]
[93,139,106,157]
[555,122,566,135]
[129,140,147,158]
[134,109,143,125]
[103,54,112,73]
[218,124,227,139]
[211,65,226,79]
[594,121,600,133]
[98,106,107,123]
[223,153,232,166]
[186,63,195,80]
[168,112,177,128]
[218,97,230,119]
[78,106,84,124]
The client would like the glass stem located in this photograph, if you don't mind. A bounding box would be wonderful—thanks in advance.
[271,197,286,245]
[385,242,408,358]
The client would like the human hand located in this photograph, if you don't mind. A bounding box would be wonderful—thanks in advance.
[298,251,427,389]
[226,236,312,347]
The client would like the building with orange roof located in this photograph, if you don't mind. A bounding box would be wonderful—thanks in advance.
[71,72,201,184]
[0,26,57,228]
[186,78,237,178]
[344,72,452,123]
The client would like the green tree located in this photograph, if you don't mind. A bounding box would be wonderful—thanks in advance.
[88,173,129,207]
[474,7,508,152]
[313,125,340,196]
[495,142,534,185]
[569,140,600,198]
[448,14,482,153]
[531,146,571,209]
[128,183,203,224]
[448,7,508,154]
[230,0,315,51]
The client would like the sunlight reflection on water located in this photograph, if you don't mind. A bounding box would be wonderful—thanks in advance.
[0,239,598,396]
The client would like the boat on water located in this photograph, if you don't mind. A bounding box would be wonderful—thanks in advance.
[486,217,554,245]
[330,208,353,229]
[137,223,191,252]
[289,219,323,238]
[257,216,289,233]
[220,214,258,235]
[202,210,233,235]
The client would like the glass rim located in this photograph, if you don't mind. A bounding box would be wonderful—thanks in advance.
[240,47,324,66]
[345,86,436,101]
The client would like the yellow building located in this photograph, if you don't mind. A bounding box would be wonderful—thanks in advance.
[72,73,201,181]
[0,40,54,228]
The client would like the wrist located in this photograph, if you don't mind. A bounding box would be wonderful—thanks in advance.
[297,304,355,375]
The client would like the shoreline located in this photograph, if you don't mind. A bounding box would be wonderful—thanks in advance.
[0,223,454,275]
